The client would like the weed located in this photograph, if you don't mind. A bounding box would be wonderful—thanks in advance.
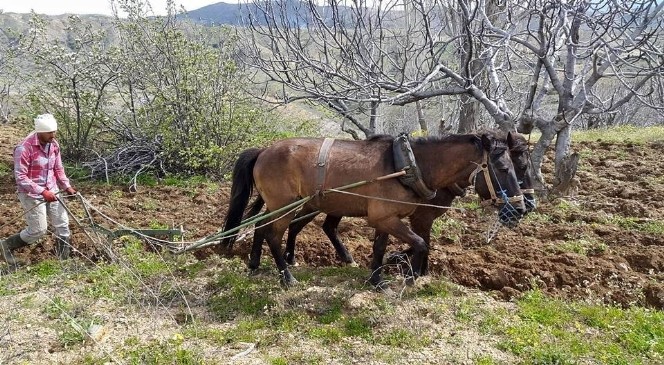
[523,211,554,223]
[141,198,158,211]
[410,279,452,298]
[272,310,309,332]
[44,296,72,319]
[554,199,580,214]
[148,220,169,230]
[431,217,465,241]
[559,237,607,256]
[497,289,664,364]
[0,161,10,178]
[377,328,430,348]
[607,216,664,235]
[119,237,170,277]
[317,297,344,324]
[109,190,123,200]
[454,298,478,323]
[342,315,374,339]
[270,358,288,365]
[59,322,87,348]
[473,355,496,365]
[308,325,343,344]
[28,259,63,281]
[207,269,278,321]
[120,335,204,364]
[80,263,137,300]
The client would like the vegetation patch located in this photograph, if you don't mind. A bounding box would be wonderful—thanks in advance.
[496,290,664,364]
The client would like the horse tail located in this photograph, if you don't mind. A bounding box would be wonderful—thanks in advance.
[221,147,264,248]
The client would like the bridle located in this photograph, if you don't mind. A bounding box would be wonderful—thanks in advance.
[470,151,524,208]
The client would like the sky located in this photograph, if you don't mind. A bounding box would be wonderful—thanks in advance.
[0,0,227,16]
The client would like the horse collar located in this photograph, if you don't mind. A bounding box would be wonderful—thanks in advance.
[392,134,437,200]
[315,138,335,195]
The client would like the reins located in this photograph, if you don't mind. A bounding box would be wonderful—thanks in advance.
[470,150,524,208]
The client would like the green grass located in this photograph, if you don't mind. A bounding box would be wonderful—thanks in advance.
[0,161,11,178]
[28,259,63,281]
[119,335,205,364]
[607,216,664,235]
[408,278,453,298]
[495,289,664,364]
[207,267,279,321]
[558,236,608,256]
[431,217,465,241]
[572,125,664,144]
[377,328,431,348]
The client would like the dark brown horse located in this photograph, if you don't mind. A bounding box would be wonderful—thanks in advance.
[274,132,536,274]
[222,133,526,287]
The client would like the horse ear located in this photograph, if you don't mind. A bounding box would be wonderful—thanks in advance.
[507,131,515,149]
[481,133,493,152]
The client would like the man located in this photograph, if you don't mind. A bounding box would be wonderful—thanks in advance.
[0,113,77,269]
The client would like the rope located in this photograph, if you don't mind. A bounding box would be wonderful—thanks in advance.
[325,189,465,211]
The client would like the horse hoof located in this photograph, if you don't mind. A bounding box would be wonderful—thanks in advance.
[346,260,359,268]
[279,270,298,287]
[284,253,297,266]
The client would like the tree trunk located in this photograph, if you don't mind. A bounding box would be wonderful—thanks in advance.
[552,152,580,197]
[457,95,477,133]
[415,100,428,134]
[551,123,578,196]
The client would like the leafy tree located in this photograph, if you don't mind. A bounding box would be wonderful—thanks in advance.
[110,0,283,179]
[28,14,119,160]
[0,12,42,123]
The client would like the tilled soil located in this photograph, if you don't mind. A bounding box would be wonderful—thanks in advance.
[1,125,663,308]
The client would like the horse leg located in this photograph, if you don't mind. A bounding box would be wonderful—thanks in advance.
[322,215,356,265]
[371,217,427,286]
[264,214,298,287]
[248,217,269,271]
[410,214,437,276]
[284,207,318,266]
[368,231,390,290]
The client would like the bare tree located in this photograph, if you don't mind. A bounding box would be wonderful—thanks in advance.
[240,0,466,138]
[241,0,663,192]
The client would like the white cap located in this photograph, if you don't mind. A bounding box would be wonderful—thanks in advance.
[34,114,58,133]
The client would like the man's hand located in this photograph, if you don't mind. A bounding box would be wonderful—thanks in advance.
[65,187,77,195]
[42,190,57,202]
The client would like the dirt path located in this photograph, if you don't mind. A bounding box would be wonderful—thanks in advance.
[1,125,663,308]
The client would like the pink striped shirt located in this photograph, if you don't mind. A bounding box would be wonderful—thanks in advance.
[14,132,71,198]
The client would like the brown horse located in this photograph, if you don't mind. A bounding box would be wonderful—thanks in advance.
[274,132,536,274]
[221,133,526,287]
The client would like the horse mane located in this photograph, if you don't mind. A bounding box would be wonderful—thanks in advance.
[410,133,484,151]
[367,134,394,141]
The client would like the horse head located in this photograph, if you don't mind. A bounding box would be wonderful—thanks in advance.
[508,133,537,214]
[473,132,526,227]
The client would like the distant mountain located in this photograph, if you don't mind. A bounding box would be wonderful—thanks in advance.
[179,2,246,25]
[179,0,364,27]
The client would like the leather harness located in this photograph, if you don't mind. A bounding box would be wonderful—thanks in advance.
[315,137,335,195]
[392,134,437,200]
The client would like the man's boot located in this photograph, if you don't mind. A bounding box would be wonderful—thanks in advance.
[1,234,29,268]
[55,236,71,260]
